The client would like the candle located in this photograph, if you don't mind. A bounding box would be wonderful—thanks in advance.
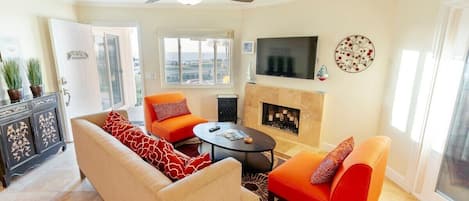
[282,109,288,114]
[268,114,273,121]
[275,113,280,118]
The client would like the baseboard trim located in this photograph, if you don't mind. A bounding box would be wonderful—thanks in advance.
[386,167,412,192]
[412,192,424,201]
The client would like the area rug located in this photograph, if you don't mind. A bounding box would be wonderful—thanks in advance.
[241,153,285,201]
[175,140,286,201]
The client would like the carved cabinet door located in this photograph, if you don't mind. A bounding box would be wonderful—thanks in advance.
[0,116,37,169]
[32,108,61,153]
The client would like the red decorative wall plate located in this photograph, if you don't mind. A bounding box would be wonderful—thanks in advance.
[335,35,375,73]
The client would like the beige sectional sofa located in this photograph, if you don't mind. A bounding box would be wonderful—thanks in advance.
[71,110,259,201]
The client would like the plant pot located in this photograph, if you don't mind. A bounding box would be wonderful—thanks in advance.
[30,85,43,98]
[7,89,22,103]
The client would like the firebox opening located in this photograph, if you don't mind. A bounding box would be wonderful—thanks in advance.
[262,102,300,135]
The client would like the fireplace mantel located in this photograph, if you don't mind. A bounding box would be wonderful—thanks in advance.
[243,83,325,147]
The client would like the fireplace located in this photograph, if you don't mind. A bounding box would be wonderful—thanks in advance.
[243,83,324,147]
[262,103,300,135]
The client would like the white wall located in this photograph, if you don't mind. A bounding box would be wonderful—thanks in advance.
[76,5,243,120]
[239,0,395,146]
[378,0,441,190]
[0,0,77,99]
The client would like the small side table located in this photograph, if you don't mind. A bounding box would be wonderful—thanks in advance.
[217,94,238,124]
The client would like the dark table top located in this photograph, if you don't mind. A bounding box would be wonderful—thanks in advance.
[193,122,276,153]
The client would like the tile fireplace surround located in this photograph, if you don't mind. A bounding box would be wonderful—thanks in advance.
[243,83,325,147]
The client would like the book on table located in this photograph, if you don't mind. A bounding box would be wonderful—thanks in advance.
[217,128,246,141]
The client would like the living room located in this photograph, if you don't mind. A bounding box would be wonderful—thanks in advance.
[0,0,468,201]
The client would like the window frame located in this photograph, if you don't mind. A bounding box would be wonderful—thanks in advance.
[159,34,234,89]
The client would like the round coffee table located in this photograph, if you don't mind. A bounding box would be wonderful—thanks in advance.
[193,122,276,172]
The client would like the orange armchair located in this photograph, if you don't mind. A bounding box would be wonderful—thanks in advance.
[144,92,207,143]
[268,136,391,201]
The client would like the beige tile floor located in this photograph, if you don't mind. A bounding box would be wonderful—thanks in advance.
[0,142,418,201]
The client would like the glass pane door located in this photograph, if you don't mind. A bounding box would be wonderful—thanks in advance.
[106,34,124,108]
[95,35,112,110]
[436,52,469,201]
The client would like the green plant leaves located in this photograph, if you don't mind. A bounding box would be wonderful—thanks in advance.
[1,59,22,89]
[27,58,43,86]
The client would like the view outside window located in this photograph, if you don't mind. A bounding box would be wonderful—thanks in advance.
[164,38,180,84]
[180,38,200,84]
[163,37,231,86]
[217,39,231,84]
[201,40,214,84]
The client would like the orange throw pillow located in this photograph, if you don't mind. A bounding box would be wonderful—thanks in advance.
[310,136,354,184]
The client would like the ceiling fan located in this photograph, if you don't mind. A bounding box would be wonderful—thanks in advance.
[145,0,255,5]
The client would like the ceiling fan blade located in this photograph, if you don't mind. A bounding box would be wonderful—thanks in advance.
[145,0,160,4]
[232,0,254,2]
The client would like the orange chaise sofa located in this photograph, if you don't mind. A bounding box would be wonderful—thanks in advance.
[268,136,391,201]
[144,92,207,143]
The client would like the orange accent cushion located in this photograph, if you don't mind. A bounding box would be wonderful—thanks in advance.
[151,114,207,142]
[153,99,191,122]
[311,137,354,184]
[268,151,330,201]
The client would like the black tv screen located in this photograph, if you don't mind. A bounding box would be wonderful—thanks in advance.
[256,36,318,79]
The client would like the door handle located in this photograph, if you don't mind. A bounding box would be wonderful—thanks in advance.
[63,88,71,107]
[61,77,68,85]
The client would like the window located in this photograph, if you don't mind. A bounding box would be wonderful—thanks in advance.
[94,34,125,110]
[163,37,232,86]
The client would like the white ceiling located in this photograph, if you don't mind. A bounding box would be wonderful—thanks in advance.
[74,0,294,7]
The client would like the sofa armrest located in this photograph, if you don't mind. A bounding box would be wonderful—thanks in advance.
[157,157,254,201]
[74,110,128,127]
[241,186,260,201]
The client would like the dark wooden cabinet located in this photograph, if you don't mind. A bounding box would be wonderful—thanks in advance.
[0,93,65,187]
[217,94,238,124]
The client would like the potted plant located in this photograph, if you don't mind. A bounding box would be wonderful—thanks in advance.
[1,59,22,103]
[27,58,43,97]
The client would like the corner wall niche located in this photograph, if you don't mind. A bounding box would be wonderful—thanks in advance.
[243,83,325,147]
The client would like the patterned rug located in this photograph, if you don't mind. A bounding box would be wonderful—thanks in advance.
[241,154,285,201]
[175,140,286,201]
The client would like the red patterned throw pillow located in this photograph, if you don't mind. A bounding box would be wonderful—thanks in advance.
[145,138,175,170]
[152,99,191,122]
[310,137,354,184]
[102,111,130,132]
[109,121,134,137]
[163,152,211,180]
[102,111,134,138]
[135,135,156,158]
[143,138,211,180]
[118,127,147,152]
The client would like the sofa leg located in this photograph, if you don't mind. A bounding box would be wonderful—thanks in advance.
[268,191,275,201]
[79,169,86,180]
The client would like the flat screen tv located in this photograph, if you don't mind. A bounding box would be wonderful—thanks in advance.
[256,36,318,80]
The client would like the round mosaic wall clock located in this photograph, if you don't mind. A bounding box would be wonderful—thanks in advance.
[335,35,375,73]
